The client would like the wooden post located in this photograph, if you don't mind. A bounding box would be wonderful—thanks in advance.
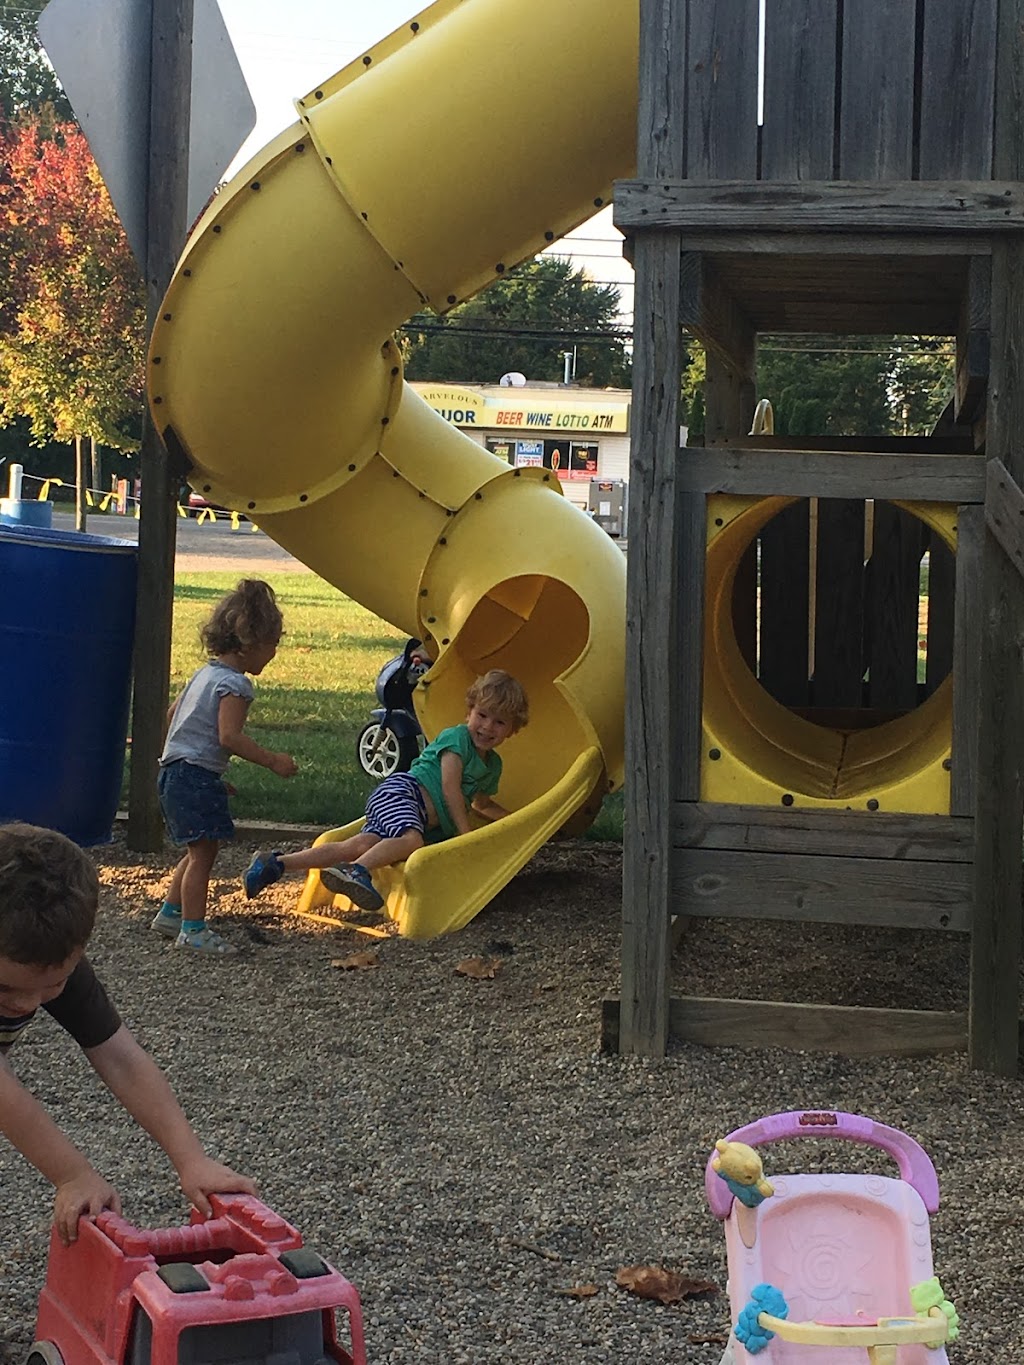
[126,0,193,851]
[74,434,87,531]
[618,0,687,1057]
[970,246,1024,1074]
[969,0,1024,1073]
[90,436,101,501]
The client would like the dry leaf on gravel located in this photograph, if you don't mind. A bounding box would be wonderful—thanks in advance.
[555,1284,599,1299]
[455,955,502,979]
[615,1265,719,1305]
[330,951,379,970]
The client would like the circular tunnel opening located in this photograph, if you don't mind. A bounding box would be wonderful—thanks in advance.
[705,496,956,811]
[420,573,600,822]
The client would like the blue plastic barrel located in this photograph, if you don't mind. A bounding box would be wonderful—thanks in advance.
[0,497,54,529]
[0,525,137,845]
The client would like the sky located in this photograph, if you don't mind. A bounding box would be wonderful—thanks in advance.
[216,0,634,326]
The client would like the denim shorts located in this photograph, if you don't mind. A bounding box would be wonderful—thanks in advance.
[158,760,235,845]
[364,773,427,839]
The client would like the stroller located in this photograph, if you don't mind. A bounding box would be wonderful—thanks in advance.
[355,638,430,780]
[707,1110,959,1364]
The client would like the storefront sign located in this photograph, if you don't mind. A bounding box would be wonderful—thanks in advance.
[414,383,629,433]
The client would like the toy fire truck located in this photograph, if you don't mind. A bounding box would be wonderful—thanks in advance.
[27,1194,366,1365]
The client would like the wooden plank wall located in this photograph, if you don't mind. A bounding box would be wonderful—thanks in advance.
[760,0,998,182]
[752,499,946,714]
[838,1,917,179]
[761,0,837,180]
[919,0,998,179]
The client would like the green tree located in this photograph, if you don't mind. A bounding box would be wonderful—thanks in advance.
[886,339,955,433]
[0,0,71,123]
[756,336,953,436]
[402,255,631,387]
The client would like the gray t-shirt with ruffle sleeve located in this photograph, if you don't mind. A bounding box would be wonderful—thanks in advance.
[159,661,254,774]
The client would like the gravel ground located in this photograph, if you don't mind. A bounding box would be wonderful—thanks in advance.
[1,835,1022,1364]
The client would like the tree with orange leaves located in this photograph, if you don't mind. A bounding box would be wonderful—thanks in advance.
[0,116,145,451]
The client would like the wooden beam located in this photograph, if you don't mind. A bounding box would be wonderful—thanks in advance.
[126,0,193,851]
[956,255,991,424]
[676,447,985,502]
[614,179,1024,232]
[617,0,689,1061]
[672,849,971,932]
[676,802,974,861]
[639,233,993,257]
[710,435,976,453]
[970,212,1024,1072]
[621,231,684,1060]
[924,532,955,697]
[758,500,811,706]
[970,0,1024,1067]
[601,998,968,1056]
[951,505,984,815]
[984,456,1024,573]
[680,253,756,375]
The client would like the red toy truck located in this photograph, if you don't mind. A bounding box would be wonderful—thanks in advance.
[27,1195,366,1365]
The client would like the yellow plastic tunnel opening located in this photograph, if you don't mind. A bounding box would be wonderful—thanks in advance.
[702,496,956,814]
[417,573,600,817]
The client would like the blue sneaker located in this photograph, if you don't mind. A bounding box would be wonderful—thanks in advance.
[320,862,384,911]
[244,849,284,899]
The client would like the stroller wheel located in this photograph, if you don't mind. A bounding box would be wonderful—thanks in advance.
[356,723,419,779]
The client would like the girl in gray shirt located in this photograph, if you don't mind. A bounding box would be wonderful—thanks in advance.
[151,579,297,954]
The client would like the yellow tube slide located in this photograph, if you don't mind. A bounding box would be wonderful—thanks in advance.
[149,0,637,937]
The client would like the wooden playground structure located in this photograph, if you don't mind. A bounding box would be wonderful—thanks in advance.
[610,0,1024,1074]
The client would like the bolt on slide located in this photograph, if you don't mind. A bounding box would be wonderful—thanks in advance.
[148,0,638,936]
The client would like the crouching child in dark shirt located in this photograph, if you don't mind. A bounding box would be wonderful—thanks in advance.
[0,823,256,1245]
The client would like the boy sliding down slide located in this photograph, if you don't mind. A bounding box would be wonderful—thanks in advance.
[244,669,529,911]
[0,824,256,1246]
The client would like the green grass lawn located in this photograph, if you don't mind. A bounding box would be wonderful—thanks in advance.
[136,571,624,840]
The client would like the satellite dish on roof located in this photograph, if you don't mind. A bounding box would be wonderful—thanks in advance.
[499,372,527,387]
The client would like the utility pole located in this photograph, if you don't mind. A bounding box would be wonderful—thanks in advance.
[126,0,193,850]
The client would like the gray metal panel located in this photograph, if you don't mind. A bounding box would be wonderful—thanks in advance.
[38,0,255,268]
[38,0,151,267]
[189,0,256,225]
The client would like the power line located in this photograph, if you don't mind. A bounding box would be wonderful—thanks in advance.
[400,322,631,343]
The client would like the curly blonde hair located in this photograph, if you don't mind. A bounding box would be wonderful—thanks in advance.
[466,670,529,732]
[201,579,283,656]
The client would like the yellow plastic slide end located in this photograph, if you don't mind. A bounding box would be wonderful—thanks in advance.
[294,748,603,939]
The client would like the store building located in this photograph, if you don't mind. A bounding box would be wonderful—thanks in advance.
[409,381,631,515]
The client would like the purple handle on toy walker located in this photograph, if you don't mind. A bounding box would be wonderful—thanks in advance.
[705,1110,940,1220]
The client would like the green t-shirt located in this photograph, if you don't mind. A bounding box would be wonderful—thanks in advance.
[409,723,502,839]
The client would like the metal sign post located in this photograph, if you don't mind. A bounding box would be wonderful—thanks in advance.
[39,0,256,849]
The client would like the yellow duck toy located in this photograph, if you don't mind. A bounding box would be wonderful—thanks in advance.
[712,1138,775,1208]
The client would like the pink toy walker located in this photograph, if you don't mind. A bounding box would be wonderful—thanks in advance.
[706,1110,959,1365]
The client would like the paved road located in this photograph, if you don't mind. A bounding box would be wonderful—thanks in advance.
[48,509,625,572]
[50,508,307,573]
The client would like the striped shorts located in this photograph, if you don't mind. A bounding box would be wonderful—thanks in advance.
[364,772,428,839]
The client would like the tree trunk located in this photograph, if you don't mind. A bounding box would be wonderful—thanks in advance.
[75,434,87,531]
